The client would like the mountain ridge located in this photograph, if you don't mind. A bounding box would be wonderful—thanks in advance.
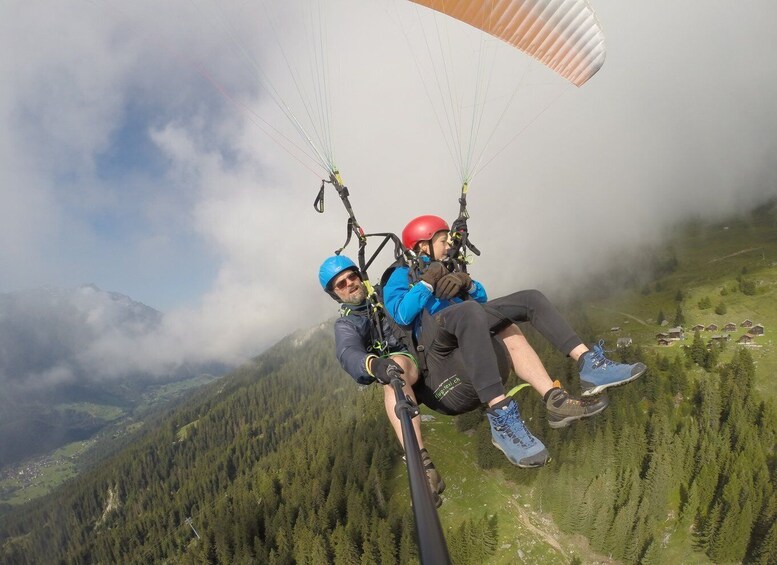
[0,283,225,468]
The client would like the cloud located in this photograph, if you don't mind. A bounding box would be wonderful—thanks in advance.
[1,0,776,381]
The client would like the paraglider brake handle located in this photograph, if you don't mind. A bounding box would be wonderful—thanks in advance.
[314,176,350,213]
[314,180,326,213]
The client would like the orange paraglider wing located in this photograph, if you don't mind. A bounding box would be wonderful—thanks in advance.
[409,0,606,86]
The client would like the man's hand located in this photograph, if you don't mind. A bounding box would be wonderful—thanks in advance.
[370,357,404,385]
[434,271,471,300]
[419,262,447,288]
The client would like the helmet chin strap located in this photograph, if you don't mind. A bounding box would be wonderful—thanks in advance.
[326,289,341,302]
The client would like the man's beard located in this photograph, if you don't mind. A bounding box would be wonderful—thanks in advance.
[341,285,367,305]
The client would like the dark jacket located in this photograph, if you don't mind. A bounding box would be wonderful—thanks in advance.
[334,302,409,385]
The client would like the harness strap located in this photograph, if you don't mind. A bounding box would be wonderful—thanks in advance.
[448,182,481,273]
[317,172,427,362]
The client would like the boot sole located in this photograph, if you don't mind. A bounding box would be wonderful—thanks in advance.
[581,364,646,397]
[491,439,550,468]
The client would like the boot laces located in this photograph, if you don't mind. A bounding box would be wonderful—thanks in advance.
[590,339,615,369]
[494,403,535,448]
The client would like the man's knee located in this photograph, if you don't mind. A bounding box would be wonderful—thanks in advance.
[523,288,549,305]
[496,323,523,340]
[501,288,551,317]
[502,288,546,304]
[392,354,419,385]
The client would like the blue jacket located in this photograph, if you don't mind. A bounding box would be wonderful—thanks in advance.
[334,302,408,385]
[383,261,487,336]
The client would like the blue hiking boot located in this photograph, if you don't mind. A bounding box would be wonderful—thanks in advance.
[486,399,550,468]
[579,340,646,396]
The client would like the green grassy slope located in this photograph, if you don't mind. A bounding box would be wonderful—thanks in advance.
[413,410,616,564]
[582,210,777,403]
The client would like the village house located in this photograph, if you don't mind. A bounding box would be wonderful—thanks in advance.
[709,334,730,344]
[617,337,633,348]
[691,324,705,332]
[741,319,753,328]
[668,327,684,340]
[738,334,755,344]
[751,324,765,336]
[705,323,718,332]
[723,322,737,332]
[657,338,672,346]
[656,332,669,340]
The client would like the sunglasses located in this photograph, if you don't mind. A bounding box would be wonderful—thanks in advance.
[333,271,360,291]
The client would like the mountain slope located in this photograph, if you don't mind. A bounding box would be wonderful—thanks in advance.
[0,322,617,564]
[1,204,776,564]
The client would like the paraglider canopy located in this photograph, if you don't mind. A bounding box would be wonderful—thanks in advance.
[410,0,606,87]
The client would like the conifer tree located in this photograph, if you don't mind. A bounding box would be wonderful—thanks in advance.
[696,498,722,551]
[707,493,754,563]
[750,520,777,564]
[689,330,706,365]
[484,513,499,555]
[359,537,380,565]
[397,514,418,565]
[703,342,719,370]
[374,520,397,565]
[605,475,640,560]
[640,537,661,565]
[589,499,615,551]
[331,524,360,565]
[672,304,686,326]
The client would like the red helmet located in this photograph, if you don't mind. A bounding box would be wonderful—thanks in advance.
[402,215,449,250]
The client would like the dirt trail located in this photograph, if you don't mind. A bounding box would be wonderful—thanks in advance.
[591,306,650,327]
[505,496,566,556]
[708,247,763,263]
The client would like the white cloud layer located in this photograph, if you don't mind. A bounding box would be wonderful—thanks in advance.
[1,0,776,379]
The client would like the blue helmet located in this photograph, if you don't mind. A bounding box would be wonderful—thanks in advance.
[318,255,358,291]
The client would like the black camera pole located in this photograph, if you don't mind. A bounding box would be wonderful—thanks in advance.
[389,372,451,565]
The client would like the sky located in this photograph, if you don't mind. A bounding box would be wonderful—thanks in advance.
[2,0,776,377]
